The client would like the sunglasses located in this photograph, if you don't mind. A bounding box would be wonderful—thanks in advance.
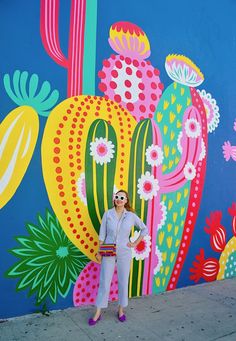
[114,195,127,201]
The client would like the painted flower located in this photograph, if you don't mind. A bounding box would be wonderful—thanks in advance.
[6,210,89,305]
[157,201,167,230]
[184,118,201,138]
[197,89,220,133]
[130,231,151,261]
[77,173,87,205]
[222,141,236,161]
[153,246,163,275]
[183,162,196,180]
[177,131,183,154]
[165,54,204,87]
[90,137,115,165]
[199,138,206,161]
[137,171,160,201]
[145,144,164,167]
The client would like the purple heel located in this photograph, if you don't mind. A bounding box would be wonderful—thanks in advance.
[88,314,101,326]
[117,313,126,322]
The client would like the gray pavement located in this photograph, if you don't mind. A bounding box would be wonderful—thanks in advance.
[0,278,236,341]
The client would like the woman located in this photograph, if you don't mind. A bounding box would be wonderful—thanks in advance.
[88,189,148,326]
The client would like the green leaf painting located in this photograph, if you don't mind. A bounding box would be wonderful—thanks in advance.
[3,70,59,117]
[6,210,89,305]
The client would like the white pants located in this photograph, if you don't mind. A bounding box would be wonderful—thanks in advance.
[95,252,132,308]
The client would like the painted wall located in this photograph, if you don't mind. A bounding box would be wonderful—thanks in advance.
[0,0,236,318]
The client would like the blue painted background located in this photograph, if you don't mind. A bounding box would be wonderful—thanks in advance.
[0,0,235,318]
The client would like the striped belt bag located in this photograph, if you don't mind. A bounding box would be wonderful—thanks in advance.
[98,243,116,257]
[99,216,122,257]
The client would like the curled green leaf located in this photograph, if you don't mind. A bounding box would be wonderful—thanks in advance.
[3,70,60,117]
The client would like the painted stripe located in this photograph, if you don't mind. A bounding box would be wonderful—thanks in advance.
[82,0,97,94]
[129,121,145,297]
[137,121,150,296]
[103,123,109,212]
[92,121,102,223]
[0,127,25,195]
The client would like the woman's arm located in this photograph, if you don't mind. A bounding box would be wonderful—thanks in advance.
[98,211,107,242]
[127,234,144,248]
[127,213,148,248]
[96,212,107,262]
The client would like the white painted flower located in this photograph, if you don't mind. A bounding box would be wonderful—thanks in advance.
[145,144,164,167]
[183,162,196,180]
[130,231,151,261]
[197,89,220,133]
[199,138,206,161]
[90,137,115,165]
[76,173,87,205]
[184,118,201,138]
[177,131,183,154]
[157,201,167,230]
[153,246,163,275]
[137,171,160,201]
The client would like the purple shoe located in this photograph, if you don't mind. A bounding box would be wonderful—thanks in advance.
[117,313,126,322]
[88,314,101,326]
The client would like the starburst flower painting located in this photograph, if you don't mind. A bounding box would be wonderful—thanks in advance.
[6,210,89,305]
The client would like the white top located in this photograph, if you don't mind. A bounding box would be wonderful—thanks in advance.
[99,207,148,250]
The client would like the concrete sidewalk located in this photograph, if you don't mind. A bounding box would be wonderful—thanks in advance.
[1,278,236,341]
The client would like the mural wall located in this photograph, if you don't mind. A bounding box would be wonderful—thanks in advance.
[0,0,235,318]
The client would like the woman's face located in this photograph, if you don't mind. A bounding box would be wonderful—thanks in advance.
[114,192,127,208]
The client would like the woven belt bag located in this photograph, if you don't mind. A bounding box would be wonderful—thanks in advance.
[99,243,116,257]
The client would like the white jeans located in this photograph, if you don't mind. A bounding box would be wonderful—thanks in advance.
[95,252,132,308]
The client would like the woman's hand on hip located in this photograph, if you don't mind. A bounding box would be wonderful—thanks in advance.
[95,252,102,263]
[127,242,137,248]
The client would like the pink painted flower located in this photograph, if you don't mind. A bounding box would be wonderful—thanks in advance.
[90,137,115,165]
[137,171,159,200]
[130,231,151,260]
[76,173,87,205]
[197,89,220,133]
[222,141,236,161]
[145,144,164,167]
[183,162,196,180]
[184,118,201,138]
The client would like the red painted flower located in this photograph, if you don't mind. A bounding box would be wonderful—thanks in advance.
[204,211,226,252]
[228,203,236,217]
[228,203,236,237]
[190,249,219,283]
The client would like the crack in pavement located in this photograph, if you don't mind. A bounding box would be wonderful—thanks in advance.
[210,330,236,340]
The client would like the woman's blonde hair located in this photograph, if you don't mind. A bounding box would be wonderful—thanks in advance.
[114,189,134,212]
